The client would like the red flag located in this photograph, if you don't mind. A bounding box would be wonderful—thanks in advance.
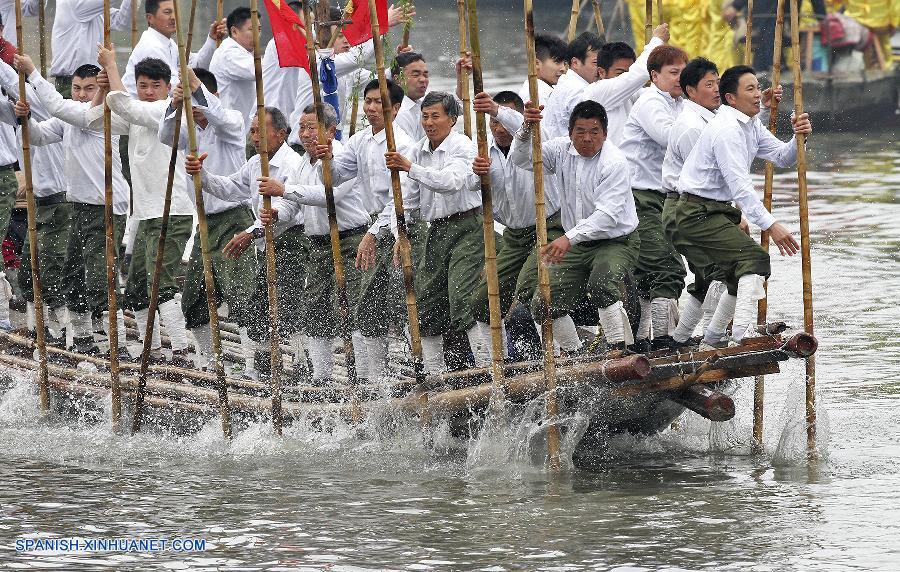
[341,0,389,47]
[263,0,310,71]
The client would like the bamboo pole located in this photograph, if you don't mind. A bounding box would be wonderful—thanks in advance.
[788,0,816,459]
[14,0,49,412]
[401,0,412,47]
[744,0,754,64]
[752,0,785,453]
[102,0,122,426]
[467,0,506,412]
[591,0,605,37]
[365,0,426,385]
[567,0,580,41]
[250,0,285,435]
[131,0,138,48]
[302,3,358,390]
[37,0,46,76]
[524,0,560,471]
[656,0,663,25]
[347,91,360,137]
[217,0,223,47]
[456,0,472,138]
[644,0,652,43]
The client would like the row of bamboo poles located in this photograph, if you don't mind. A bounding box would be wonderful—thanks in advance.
[9,0,818,464]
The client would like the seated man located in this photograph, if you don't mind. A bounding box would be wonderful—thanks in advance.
[675,65,812,347]
[511,100,640,353]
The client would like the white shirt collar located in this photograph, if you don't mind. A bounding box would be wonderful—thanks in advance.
[683,99,717,121]
[371,126,387,144]
[719,104,752,124]
[268,142,292,168]
[566,141,602,158]
[147,26,173,46]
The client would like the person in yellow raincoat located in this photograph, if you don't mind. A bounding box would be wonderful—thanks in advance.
[626,0,707,56]
[843,0,897,68]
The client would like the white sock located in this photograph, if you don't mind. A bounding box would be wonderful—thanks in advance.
[421,335,446,374]
[0,272,11,327]
[102,309,127,349]
[673,296,704,343]
[191,324,213,366]
[70,311,93,338]
[651,297,678,338]
[239,326,255,371]
[469,322,491,367]
[500,321,510,359]
[158,299,189,351]
[364,335,389,383]
[703,293,737,342]
[700,281,726,332]
[636,298,652,340]
[25,302,35,332]
[134,308,162,350]
[53,306,70,331]
[552,314,583,352]
[352,330,370,380]
[534,319,563,355]
[308,336,335,380]
[733,274,766,340]
[598,301,626,345]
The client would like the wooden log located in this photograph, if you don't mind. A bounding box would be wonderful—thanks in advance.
[672,384,736,422]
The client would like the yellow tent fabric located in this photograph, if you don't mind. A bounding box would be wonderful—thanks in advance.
[844,0,896,68]
[706,0,740,69]
[626,0,739,65]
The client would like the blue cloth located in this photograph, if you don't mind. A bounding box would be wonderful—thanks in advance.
[320,57,342,141]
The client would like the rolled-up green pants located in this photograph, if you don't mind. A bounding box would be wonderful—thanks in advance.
[633,189,686,300]
[181,206,258,330]
[0,167,17,242]
[532,231,640,321]
[64,203,126,316]
[673,196,771,295]
[248,225,310,341]
[663,193,724,303]
[123,216,193,311]
[303,229,365,339]
[19,196,73,310]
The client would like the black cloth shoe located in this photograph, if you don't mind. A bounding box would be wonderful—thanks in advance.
[627,338,651,354]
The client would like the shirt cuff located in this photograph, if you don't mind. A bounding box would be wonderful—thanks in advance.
[407,163,425,183]
[564,228,583,245]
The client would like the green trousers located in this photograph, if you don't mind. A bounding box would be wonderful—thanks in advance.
[0,168,17,242]
[532,231,640,321]
[633,189,686,300]
[356,233,401,338]
[181,207,258,330]
[248,225,310,341]
[19,198,73,310]
[415,214,485,337]
[673,197,771,295]
[663,194,724,303]
[303,230,366,338]
[471,212,564,323]
[123,216,193,311]
[64,203,126,315]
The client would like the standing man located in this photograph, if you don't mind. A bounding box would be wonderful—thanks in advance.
[675,65,812,348]
[516,33,567,107]
[511,101,640,354]
[541,32,604,140]
[209,7,256,134]
[618,45,688,351]
[391,52,430,143]
[383,92,486,374]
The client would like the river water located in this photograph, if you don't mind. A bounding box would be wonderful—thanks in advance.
[2,1,900,570]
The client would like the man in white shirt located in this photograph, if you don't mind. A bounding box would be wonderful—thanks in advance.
[383,91,485,374]
[541,31,604,141]
[310,79,416,384]
[121,0,222,96]
[258,103,370,387]
[159,67,257,375]
[49,0,136,96]
[209,7,256,135]
[675,65,812,348]
[15,55,130,355]
[511,100,640,354]
[516,33,567,107]
[618,45,688,351]
[391,52,430,143]
[94,48,195,366]
[185,107,307,379]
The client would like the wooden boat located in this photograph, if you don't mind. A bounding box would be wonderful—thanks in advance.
[0,324,817,465]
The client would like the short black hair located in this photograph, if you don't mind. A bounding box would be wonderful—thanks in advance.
[568,100,607,133]
[391,52,425,77]
[73,63,101,79]
[719,65,756,105]
[597,41,636,71]
[566,32,603,66]
[680,57,718,94]
[364,78,405,107]
[145,0,168,15]
[494,90,524,113]
[193,68,217,93]
[134,57,172,84]
[534,33,567,63]
[227,7,252,35]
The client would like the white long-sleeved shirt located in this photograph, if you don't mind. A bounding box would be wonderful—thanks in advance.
[661,99,716,193]
[541,69,590,141]
[0,85,16,165]
[85,91,192,220]
[569,37,664,145]
[122,27,217,95]
[26,69,129,214]
[678,104,798,231]
[485,106,559,230]
[283,140,370,236]
[394,95,424,143]
[511,131,637,245]
[209,36,256,134]
[158,84,247,214]
[405,130,480,222]
[49,0,134,77]
[619,86,683,192]
[262,38,301,121]
[0,0,44,44]
[201,142,304,239]
[517,78,554,108]
[323,123,415,237]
